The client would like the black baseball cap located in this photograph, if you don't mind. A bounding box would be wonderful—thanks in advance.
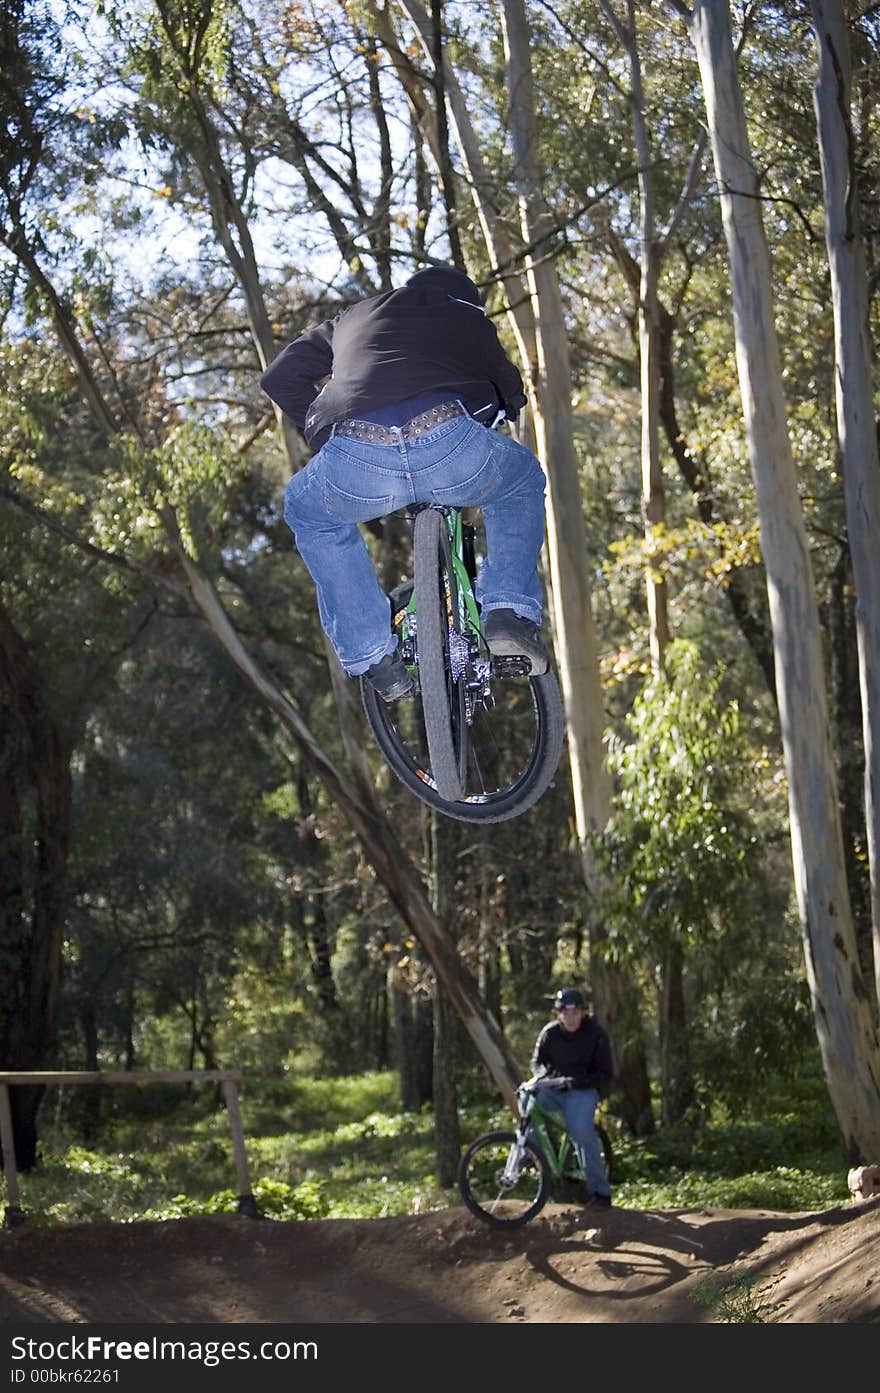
[553,987,585,1010]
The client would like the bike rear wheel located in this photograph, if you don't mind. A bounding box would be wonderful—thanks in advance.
[558,1124,614,1187]
[413,507,467,802]
[361,515,565,824]
[457,1129,552,1227]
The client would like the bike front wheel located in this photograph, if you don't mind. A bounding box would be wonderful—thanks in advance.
[457,1129,552,1227]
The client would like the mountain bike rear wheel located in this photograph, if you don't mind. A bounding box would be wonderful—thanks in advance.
[457,1129,552,1227]
[558,1124,614,1187]
[361,516,565,823]
[412,507,467,802]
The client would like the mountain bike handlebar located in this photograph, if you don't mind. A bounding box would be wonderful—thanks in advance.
[520,1075,571,1095]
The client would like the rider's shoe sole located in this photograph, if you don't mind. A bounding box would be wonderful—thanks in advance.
[484,638,548,675]
[376,679,415,702]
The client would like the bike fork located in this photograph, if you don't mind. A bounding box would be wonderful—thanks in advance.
[501,1128,530,1184]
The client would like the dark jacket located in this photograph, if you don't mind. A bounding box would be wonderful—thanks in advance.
[530,1017,614,1098]
[259,268,527,449]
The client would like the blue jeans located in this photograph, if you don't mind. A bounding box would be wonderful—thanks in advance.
[283,414,547,674]
[533,1083,612,1199]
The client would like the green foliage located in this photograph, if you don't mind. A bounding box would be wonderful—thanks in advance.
[585,641,808,1106]
[692,1271,785,1324]
[88,424,243,558]
[244,1072,403,1135]
[12,1069,850,1227]
[605,1059,848,1211]
[593,640,764,961]
[140,1177,329,1222]
[2,0,876,1176]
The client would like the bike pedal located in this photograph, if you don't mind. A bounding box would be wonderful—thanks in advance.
[491,655,533,678]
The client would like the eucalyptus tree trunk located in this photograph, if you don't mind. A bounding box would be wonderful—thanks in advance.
[388,960,420,1111]
[429,0,466,273]
[391,0,538,349]
[148,5,301,470]
[478,830,502,1022]
[150,13,386,811]
[387,1,653,1114]
[362,34,395,291]
[500,7,612,849]
[295,771,342,1017]
[828,549,873,985]
[811,0,880,1013]
[599,0,669,673]
[680,0,880,1156]
[500,0,653,1135]
[659,940,693,1127]
[431,813,461,1186]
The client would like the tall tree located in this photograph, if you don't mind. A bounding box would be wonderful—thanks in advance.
[498,0,653,1132]
[811,0,880,1012]
[671,0,880,1156]
[0,602,71,1167]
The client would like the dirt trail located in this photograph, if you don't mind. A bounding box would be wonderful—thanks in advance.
[1,1198,878,1324]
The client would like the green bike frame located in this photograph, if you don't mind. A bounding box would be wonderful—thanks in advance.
[525,1098,580,1182]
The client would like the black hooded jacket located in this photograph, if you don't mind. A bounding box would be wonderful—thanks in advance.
[530,1016,614,1097]
[259,268,527,450]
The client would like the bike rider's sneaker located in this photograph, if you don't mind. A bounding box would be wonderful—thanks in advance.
[585,1193,612,1209]
[363,649,414,702]
[482,608,549,675]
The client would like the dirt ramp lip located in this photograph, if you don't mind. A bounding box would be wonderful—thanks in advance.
[1,1202,878,1324]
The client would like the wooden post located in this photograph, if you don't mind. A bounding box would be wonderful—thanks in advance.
[0,1083,24,1225]
[0,1070,257,1223]
[222,1079,259,1217]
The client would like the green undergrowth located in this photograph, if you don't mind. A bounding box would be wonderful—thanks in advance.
[7,1068,849,1227]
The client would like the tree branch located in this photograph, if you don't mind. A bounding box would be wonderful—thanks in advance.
[0,483,189,600]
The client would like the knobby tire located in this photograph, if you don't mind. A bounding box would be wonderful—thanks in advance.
[457,1129,552,1228]
[558,1125,614,1185]
[413,508,465,802]
[360,509,565,823]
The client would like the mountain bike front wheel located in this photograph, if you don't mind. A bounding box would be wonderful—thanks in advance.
[457,1129,552,1227]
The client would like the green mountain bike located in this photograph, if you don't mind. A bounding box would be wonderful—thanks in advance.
[457,1079,614,1227]
[361,504,565,823]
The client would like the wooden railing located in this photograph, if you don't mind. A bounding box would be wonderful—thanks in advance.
[0,1071,258,1226]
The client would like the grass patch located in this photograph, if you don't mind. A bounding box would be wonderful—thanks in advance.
[692,1271,786,1323]
[7,1070,851,1225]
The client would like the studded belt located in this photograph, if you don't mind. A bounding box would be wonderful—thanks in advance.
[334,399,467,445]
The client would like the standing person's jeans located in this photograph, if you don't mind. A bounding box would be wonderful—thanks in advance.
[533,1082,612,1199]
[283,411,547,675]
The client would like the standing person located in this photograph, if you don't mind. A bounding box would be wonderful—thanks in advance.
[530,986,614,1208]
[260,265,549,700]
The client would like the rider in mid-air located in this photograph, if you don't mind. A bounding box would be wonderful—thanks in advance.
[260,265,549,701]
[530,987,614,1208]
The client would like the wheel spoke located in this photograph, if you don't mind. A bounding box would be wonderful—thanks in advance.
[457,1130,550,1227]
